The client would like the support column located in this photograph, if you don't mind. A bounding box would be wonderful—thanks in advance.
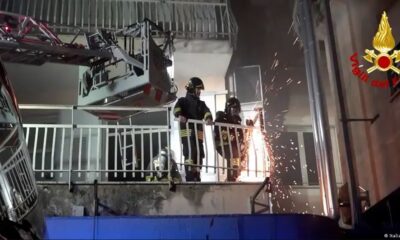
[321,0,362,226]
[296,0,338,219]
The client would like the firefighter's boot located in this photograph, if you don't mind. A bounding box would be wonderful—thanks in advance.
[184,159,195,182]
[227,158,240,182]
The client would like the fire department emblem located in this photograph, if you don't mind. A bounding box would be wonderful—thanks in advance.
[363,12,400,74]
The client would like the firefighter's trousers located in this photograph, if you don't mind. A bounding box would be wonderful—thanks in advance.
[182,136,204,182]
[216,144,240,182]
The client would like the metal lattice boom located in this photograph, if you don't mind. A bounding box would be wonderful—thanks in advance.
[0,0,238,47]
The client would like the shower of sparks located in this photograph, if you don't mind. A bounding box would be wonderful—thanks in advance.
[293,37,299,46]
[271,59,279,69]
[260,47,322,215]
[288,22,294,34]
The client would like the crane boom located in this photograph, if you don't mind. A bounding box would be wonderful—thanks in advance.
[0,11,177,120]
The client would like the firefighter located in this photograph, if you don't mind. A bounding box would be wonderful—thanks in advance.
[214,97,244,182]
[145,148,181,183]
[173,77,213,182]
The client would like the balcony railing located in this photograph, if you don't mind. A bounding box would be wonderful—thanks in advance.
[1,87,38,222]
[0,0,238,46]
[19,104,270,185]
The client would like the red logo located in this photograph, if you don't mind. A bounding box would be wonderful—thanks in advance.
[350,52,399,88]
[350,12,400,89]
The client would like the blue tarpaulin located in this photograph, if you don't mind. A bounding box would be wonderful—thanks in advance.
[45,214,340,239]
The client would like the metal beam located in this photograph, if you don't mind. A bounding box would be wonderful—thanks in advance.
[321,0,362,227]
[297,0,338,219]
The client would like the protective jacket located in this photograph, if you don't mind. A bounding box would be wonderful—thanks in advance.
[214,111,243,147]
[214,111,243,182]
[173,93,212,140]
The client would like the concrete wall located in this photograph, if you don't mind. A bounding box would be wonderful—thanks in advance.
[36,184,323,217]
[329,0,400,205]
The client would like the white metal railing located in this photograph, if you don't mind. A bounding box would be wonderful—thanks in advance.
[0,0,238,45]
[19,104,270,184]
[0,141,38,222]
[173,118,270,182]
[1,86,38,222]
[20,104,170,185]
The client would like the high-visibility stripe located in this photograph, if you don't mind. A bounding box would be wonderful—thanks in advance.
[180,129,191,137]
[204,112,211,119]
[185,159,194,164]
[180,129,204,139]
[231,158,240,166]
[146,175,158,182]
[221,130,229,141]
[174,107,181,113]
[216,140,230,146]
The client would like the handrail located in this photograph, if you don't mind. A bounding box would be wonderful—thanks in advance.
[0,0,238,43]
[250,176,272,214]
[19,104,166,112]
[19,106,270,184]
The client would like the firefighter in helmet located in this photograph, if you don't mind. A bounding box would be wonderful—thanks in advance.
[214,97,244,181]
[173,77,213,182]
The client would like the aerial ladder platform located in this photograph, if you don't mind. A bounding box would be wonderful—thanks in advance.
[0,10,176,224]
[0,10,177,119]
